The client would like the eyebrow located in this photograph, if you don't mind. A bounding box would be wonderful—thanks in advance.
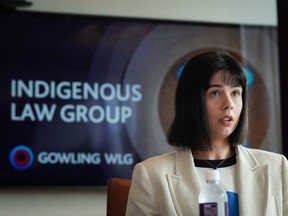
[208,83,242,88]
[208,84,223,88]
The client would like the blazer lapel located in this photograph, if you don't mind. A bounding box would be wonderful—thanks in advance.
[236,146,269,216]
[165,146,270,216]
[166,148,201,216]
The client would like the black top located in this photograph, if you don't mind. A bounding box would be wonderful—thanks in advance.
[194,154,236,168]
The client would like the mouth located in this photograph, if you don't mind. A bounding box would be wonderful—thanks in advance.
[219,115,234,125]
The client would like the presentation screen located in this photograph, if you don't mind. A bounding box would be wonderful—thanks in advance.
[0,11,281,186]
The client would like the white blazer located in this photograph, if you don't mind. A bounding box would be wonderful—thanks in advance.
[126,145,288,216]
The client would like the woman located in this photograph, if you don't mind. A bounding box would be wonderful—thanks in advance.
[125,51,288,215]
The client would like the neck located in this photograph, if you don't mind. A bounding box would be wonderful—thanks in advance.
[192,145,234,160]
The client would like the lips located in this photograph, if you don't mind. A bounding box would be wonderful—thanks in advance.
[219,115,234,126]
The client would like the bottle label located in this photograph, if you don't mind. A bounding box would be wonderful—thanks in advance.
[199,203,217,216]
[199,202,228,216]
[225,202,228,216]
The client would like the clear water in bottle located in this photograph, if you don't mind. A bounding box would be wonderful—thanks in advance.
[198,169,228,216]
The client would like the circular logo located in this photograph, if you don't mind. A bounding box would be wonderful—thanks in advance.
[10,145,34,170]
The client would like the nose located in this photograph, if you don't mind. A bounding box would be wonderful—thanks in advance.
[223,105,233,110]
[223,95,233,110]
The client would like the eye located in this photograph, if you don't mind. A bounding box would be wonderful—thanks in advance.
[232,90,241,97]
[210,90,220,97]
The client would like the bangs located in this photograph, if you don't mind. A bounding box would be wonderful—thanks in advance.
[215,70,246,87]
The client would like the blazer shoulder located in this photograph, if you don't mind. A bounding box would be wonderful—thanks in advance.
[239,145,287,165]
[140,151,177,168]
[134,148,189,176]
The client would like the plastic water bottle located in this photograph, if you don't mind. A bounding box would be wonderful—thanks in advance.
[198,169,228,216]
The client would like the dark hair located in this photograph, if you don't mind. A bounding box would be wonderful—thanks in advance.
[167,50,248,151]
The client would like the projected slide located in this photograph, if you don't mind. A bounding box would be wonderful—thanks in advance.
[0,12,280,185]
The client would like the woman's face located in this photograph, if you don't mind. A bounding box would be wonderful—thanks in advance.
[205,71,243,142]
